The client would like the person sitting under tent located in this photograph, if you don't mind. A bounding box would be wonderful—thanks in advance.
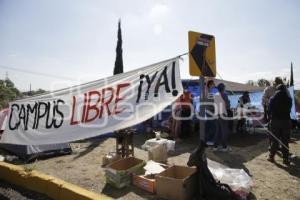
[172,89,193,141]
[236,91,251,134]
[180,89,193,138]
[160,115,173,134]
[142,117,154,137]
[268,84,292,165]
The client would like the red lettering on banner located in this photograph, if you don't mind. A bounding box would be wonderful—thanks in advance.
[99,87,114,118]
[70,96,79,125]
[81,93,88,123]
[84,91,101,123]
[70,82,131,126]
[113,83,130,114]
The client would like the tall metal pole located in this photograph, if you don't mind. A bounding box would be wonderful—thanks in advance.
[199,75,205,142]
[199,49,207,143]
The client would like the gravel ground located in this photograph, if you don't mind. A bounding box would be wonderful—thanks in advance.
[0,180,52,200]
[2,129,300,200]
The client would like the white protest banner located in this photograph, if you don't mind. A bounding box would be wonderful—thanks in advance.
[1,58,182,145]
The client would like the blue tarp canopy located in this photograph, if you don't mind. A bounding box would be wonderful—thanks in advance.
[187,85,296,120]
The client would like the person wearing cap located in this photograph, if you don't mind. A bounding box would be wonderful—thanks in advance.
[262,77,284,150]
[268,84,292,165]
[262,77,283,122]
[213,83,230,152]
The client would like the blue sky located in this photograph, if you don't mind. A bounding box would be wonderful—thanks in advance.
[0,0,299,91]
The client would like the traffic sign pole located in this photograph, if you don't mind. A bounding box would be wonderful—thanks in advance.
[188,31,216,144]
[199,75,205,142]
[199,50,207,143]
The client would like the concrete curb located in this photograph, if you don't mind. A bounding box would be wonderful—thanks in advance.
[0,161,111,200]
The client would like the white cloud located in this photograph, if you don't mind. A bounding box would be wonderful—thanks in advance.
[153,24,163,35]
[149,4,170,35]
[149,4,169,20]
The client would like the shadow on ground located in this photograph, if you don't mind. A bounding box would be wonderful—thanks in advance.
[72,136,110,160]
[207,131,269,176]
[101,183,162,200]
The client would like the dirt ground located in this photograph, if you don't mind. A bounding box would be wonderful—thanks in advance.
[3,129,300,200]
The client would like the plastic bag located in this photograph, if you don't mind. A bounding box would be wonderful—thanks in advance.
[208,159,254,200]
[148,143,168,163]
[142,138,175,152]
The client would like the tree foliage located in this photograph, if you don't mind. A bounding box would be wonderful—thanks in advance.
[246,77,289,87]
[246,80,255,86]
[257,78,271,87]
[246,78,271,87]
[0,78,47,109]
[113,20,124,75]
[0,78,20,109]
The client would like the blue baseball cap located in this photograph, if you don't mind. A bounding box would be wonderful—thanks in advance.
[217,83,225,91]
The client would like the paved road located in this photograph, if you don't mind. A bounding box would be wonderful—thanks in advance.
[0,180,52,200]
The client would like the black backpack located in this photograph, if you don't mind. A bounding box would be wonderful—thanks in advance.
[187,142,239,200]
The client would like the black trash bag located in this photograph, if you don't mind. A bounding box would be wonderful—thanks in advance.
[187,141,239,200]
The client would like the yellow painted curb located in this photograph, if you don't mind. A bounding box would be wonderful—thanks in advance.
[0,161,111,200]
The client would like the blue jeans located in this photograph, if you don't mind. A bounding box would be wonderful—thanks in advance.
[214,117,228,148]
[205,119,216,142]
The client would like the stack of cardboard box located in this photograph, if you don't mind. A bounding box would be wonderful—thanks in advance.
[104,157,197,200]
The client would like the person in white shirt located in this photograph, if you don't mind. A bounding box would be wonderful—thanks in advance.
[213,83,229,152]
[204,80,216,145]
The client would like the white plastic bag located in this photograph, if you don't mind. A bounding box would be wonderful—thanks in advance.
[142,138,175,152]
[148,143,168,163]
[208,159,254,200]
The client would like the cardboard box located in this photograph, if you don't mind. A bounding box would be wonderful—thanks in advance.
[133,161,169,193]
[102,153,121,167]
[156,165,197,200]
[133,174,156,193]
[105,157,145,189]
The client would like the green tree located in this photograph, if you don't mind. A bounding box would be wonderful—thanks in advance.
[246,80,255,86]
[246,78,271,87]
[0,78,21,109]
[113,20,124,75]
[0,79,48,109]
[257,78,271,87]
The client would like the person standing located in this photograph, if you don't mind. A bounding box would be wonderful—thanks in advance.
[236,92,251,134]
[213,83,229,152]
[221,86,232,132]
[204,80,216,145]
[268,84,292,165]
[262,77,284,150]
[262,77,283,122]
